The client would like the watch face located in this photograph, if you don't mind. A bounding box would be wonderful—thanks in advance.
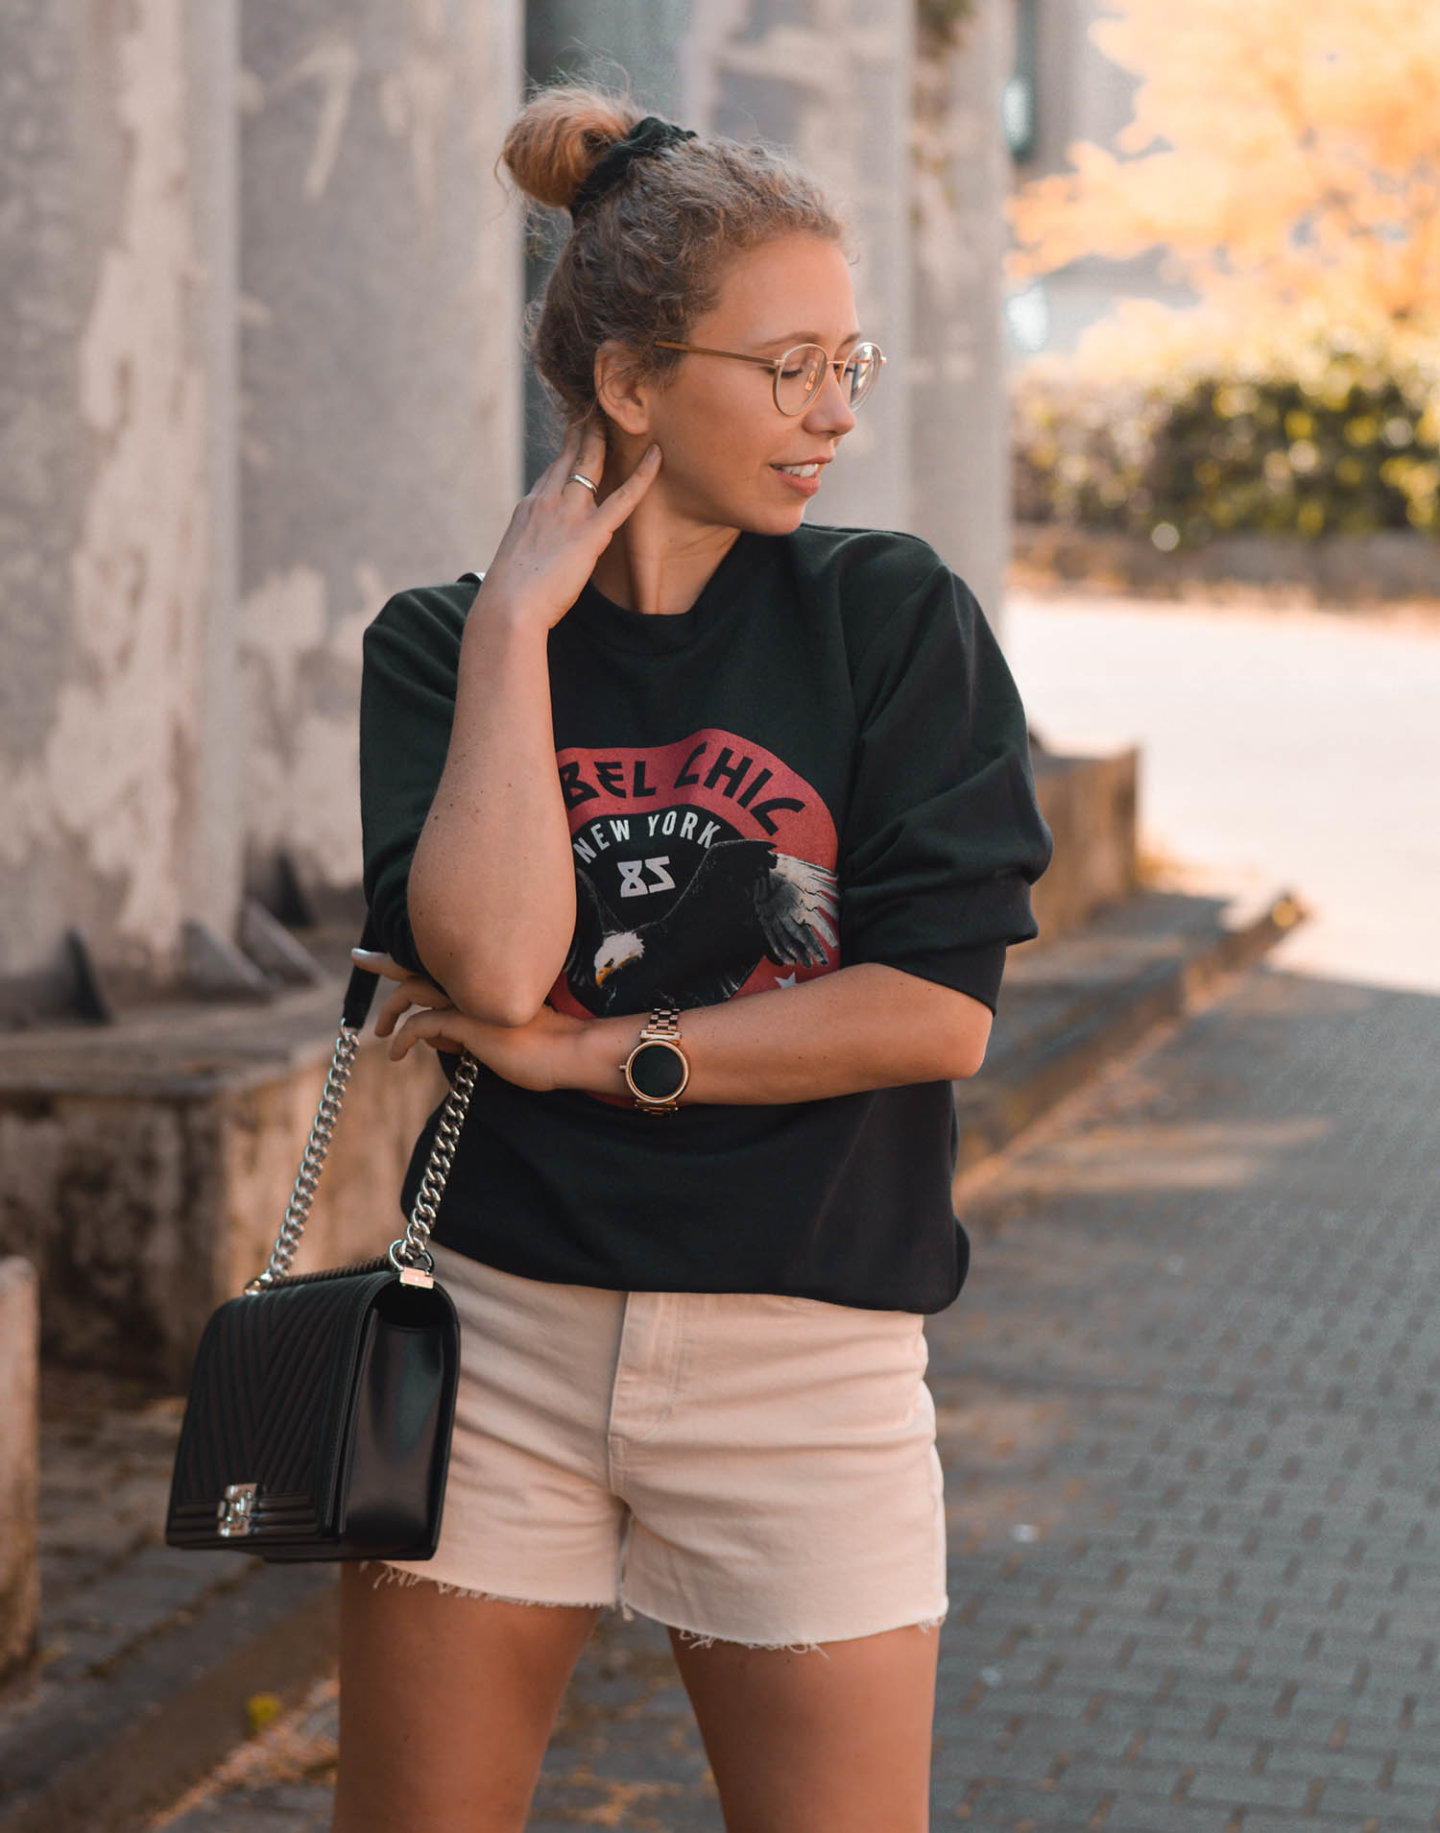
[629,1039,687,1101]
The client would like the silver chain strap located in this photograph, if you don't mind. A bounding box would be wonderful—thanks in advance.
[245,1027,479,1294]
[387,1050,479,1276]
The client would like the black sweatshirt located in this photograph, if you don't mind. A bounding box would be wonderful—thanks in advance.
[359,521,1053,1314]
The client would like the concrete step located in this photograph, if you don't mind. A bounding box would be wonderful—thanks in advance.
[955,876,1305,1180]
[0,877,1305,1833]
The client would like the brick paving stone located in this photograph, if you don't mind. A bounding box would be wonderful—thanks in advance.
[151,959,1440,1828]
[920,963,1440,1831]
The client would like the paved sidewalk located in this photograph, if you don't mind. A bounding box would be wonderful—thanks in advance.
[149,951,1440,1830]
[925,958,1440,1832]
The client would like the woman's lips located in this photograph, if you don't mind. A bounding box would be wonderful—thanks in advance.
[771,465,823,497]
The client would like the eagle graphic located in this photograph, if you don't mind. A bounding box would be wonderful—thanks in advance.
[563,839,840,1014]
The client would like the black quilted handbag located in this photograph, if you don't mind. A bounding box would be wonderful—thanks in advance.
[165,925,479,1561]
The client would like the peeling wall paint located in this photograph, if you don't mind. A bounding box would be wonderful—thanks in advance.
[0,0,217,983]
[272,32,361,201]
[238,0,521,904]
[238,562,380,886]
[378,0,456,224]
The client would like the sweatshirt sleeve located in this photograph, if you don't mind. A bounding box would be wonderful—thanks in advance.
[838,559,1054,1014]
[358,585,468,984]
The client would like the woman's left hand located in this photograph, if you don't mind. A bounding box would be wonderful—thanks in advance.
[350,949,590,1092]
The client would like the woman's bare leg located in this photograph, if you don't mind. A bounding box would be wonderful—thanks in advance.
[330,1564,602,1833]
[668,1621,940,1833]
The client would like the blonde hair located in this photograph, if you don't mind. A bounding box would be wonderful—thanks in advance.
[499,80,854,432]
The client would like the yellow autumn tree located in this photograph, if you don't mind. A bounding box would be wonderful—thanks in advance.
[1006,0,1440,371]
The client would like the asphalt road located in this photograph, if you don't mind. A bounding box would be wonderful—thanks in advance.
[1004,589,1440,997]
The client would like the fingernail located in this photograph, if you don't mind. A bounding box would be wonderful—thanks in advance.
[351,947,381,958]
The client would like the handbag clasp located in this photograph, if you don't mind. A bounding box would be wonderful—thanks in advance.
[217,1482,258,1537]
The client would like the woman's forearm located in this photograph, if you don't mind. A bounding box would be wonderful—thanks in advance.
[406,592,575,1024]
[568,963,994,1103]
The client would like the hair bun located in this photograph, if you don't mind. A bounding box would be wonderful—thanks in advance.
[501,82,644,212]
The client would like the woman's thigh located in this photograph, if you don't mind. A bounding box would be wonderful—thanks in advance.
[669,1620,940,1833]
[330,1564,601,1833]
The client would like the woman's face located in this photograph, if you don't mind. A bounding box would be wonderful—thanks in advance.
[600,233,863,534]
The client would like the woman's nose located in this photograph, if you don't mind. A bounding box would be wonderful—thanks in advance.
[804,369,856,436]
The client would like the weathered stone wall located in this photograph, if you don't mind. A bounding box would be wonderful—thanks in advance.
[0,1256,39,1683]
[2,0,1018,1011]
[0,999,448,1384]
[0,0,241,1006]
[238,0,524,916]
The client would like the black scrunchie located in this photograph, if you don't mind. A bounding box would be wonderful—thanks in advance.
[569,115,697,218]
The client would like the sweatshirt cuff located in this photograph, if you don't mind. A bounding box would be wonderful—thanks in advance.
[869,940,1010,1014]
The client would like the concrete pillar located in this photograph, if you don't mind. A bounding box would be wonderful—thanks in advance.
[682,1,915,534]
[911,0,1014,634]
[527,0,691,130]
[0,0,243,1013]
[523,0,693,485]
[522,0,915,530]
[0,1258,39,1683]
[239,0,525,918]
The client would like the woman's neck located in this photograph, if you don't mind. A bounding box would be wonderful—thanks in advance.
[588,491,742,616]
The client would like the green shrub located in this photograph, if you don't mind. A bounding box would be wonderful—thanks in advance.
[1013,349,1440,545]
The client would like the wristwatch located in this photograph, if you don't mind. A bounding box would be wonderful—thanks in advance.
[620,997,690,1114]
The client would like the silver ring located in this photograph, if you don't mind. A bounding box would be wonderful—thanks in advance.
[566,472,599,497]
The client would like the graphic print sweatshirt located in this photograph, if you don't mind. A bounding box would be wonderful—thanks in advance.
[359,521,1054,1314]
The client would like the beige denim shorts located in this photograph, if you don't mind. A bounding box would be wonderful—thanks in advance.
[364,1242,949,1652]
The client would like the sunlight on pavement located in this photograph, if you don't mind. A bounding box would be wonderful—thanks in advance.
[1007,590,1440,996]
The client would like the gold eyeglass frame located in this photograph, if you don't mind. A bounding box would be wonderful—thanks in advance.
[652,339,886,415]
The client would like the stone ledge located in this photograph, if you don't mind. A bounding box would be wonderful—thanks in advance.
[953,879,1307,1183]
[0,983,448,1384]
[1030,748,1139,939]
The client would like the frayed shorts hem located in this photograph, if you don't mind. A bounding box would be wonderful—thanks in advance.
[356,1559,947,1656]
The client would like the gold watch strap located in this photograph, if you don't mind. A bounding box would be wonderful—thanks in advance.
[639,995,682,1044]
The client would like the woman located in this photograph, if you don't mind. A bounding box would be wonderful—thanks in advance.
[335,84,1053,1833]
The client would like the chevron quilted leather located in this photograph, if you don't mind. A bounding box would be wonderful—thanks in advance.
[165,1258,459,1561]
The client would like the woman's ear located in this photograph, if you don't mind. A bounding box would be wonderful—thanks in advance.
[594,339,652,439]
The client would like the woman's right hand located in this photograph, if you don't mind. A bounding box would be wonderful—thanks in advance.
[475,414,661,631]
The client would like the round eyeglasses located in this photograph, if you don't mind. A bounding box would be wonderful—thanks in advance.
[652,339,886,415]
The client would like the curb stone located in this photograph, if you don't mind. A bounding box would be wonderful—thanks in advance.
[953,881,1303,1179]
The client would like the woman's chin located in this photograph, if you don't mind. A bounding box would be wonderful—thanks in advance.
[697,487,812,537]
[746,493,812,533]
